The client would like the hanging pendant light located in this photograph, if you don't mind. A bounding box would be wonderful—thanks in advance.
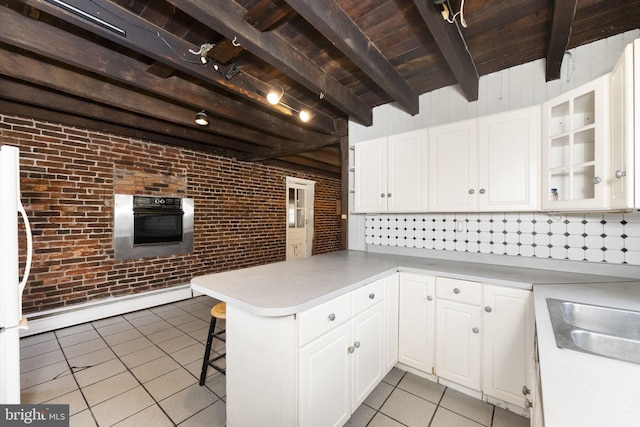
[195,110,209,126]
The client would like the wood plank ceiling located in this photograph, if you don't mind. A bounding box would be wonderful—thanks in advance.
[1,0,639,178]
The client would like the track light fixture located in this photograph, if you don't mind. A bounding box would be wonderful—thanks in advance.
[194,110,209,126]
[266,85,284,105]
[299,110,310,123]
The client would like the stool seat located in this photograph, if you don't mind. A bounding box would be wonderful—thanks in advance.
[199,302,226,385]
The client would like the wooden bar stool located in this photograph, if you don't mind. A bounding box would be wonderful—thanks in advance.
[199,302,226,385]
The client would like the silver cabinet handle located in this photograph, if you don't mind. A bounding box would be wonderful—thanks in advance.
[468,189,475,195]
[354,341,360,348]
[479,188,486,194]
[594,176,602,184]
[369,293,375,300]
[524,398,533,409]
[348,346,355,353]
[426,295,433,301]
[472,327,479,334]
[387,193,392,198]
[522,385,531,396]
[453,288,460,294]
[616,170,627,178]
[328,313,336,321]
[485,306,492,313]
[380,193,386,198]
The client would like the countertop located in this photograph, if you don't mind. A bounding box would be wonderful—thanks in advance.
[190,250,632,316]
[534,282,640,427]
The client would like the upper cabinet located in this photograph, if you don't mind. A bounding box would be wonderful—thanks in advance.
[353,130,428,213]
[541,75,609,210]
[429,107,540,212]
[609,39,639,210]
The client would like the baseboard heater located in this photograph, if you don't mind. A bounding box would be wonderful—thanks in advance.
[21,285,193,337]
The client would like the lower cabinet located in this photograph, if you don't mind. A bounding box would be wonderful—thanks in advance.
[398,272,435,373]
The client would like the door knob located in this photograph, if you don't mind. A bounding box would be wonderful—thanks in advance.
[484,306,492,313]
[615,170,627,178]
[369,293,375,300]
[328,313,336,321]
[472,327,480,334]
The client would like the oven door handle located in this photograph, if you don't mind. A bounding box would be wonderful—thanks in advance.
[133,208,184,215]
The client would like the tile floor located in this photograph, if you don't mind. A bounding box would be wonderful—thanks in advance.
[20,295,530,427]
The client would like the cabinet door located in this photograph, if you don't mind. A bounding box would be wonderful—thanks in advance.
[398,273,435,373]
[354,137,387,212]
[428,120,478,211]
[351,303,384,408]
[478,107,540,211]
[435,299,482,390]
[383,273,399,374]
[482,285,534,408]
[387,130,429,212]
[541,76,608,210]
[299,322,351,427]
[609,43,635,209]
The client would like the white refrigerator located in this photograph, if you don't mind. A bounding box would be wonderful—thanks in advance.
[0,145,33,404]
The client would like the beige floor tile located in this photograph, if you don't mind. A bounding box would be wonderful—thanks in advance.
[57,329,101,347]
[123,309,153,321]
[132,355,181,383]
[103,328,144,346]
[82,371,139,406]
[367,412,406,427]
[111,336,154,357]
[397,372,445,404]
[439,389,493,426]
[171,342,206,366]
[20,338,61,359]
[136,319,172,335]
[179,399,226,427]
[91,386,155,426]
[55,323,94,338]
[344,403,376,427]
[44,389,88,416]
[113,404,174,427]
[176,318,209,334]
[363,381,394,410]
[380,388,437,426]
[120,344,165,369]
[21,374,78,404]
[156,334,199,354]
[146,326,185,344]
[73,358,127,388]
[165,312,199,327]
[430,407,484,427]
[20,361,70,389]
[61,338,108,359]
[69,409,97,427]
[66,347,117,369]
[21,349,66,373]
[94,319,134,337]
[159,383,220,424]
[20,331,56,348]
[492,407,529,427]
[91,315,126,329]
[382,367,405,386]
[145,368,198,401]
[126,313,162,327]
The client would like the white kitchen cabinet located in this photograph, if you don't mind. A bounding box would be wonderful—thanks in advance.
[435,277,482,390]
[398,272,435,373]
[482,284,534,408]
[609,39,639,210]
[542,75,609,210]
[382,273,399,373]
[351,302,384,408]
[353,130,428,213]
[429,108,540,212]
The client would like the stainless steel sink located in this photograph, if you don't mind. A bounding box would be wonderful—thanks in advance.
[547,298,640,365]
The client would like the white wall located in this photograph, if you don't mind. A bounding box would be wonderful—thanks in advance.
[347,30,640,267]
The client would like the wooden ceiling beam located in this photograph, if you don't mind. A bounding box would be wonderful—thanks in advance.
[167,0,373,126]
[245,0,295,31]
[285,0,419,116]
[0,6,340,146]
[20,0,339,134]
[412,0,479,101]
[545,0,578,81]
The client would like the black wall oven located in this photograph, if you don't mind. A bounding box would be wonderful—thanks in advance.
[114,194,194,260]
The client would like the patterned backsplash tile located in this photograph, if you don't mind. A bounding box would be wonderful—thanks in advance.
[365,212,640,266]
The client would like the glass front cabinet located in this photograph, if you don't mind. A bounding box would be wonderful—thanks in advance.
[541,75,609,210]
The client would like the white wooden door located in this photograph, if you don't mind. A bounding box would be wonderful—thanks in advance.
[428,120,478,211]
[482,285,534,407]
[351,303,384,408]
[387,129,428,212]
[398,273,435,373]
[609,43,634,209]
[286,178,314,260]
[478,107,540,211]
[435,299,482,390]
[298,321,351,427]
[354,137,387,212]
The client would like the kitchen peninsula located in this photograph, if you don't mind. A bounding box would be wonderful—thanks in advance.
[190,250,637,427]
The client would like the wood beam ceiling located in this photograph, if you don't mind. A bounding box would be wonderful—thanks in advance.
[545,0,578,81]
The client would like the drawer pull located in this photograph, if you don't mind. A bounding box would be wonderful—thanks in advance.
[348,346,355,354]
[472,327,479,334]
[453,288,461,294]
[328,313,336,321]
[354,341,360,348]
[485,306,492,313]
[426,295,433,301]
[369,293,375,300]
[522,385,531,396]
[524,398,533,409]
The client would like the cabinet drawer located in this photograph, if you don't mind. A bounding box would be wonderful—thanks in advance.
[298,292,352,347]
[352,279,384,315]
[436,277,481,305]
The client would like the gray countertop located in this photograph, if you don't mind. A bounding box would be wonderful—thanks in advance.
[190,250,633,316]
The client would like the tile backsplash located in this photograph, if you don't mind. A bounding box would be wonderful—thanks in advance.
[365,212,640,266]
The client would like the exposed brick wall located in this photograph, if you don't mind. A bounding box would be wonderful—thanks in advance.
[0,114,343,314]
